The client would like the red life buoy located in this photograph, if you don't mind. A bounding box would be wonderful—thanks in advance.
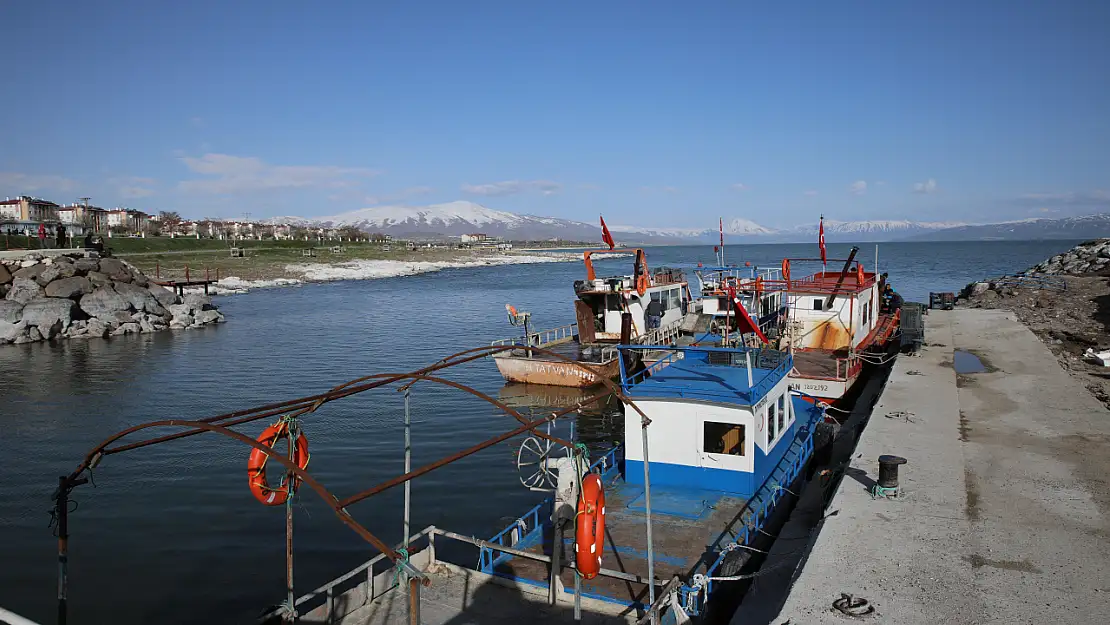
[636,273,649,296]
[755,277,764,295]
[248,421,309,506]
[781,259,791,284]
[575,473,606,579]
[857,263,865,285]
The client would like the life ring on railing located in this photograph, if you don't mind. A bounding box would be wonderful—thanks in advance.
[575,473,606,579]
[635,273,649,296]
[755,277,764,295]
[781,259,791,284]
[248,420,309,506]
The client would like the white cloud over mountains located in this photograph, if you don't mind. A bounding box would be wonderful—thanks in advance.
[460,180,561,197]
[178,153,380,194]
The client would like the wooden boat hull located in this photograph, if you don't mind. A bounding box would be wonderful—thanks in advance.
[492,354,619,388]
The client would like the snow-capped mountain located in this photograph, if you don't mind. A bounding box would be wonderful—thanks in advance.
[909,214,1110,241]
[269,200,1102,243]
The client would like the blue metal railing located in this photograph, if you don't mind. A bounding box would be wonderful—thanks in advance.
[480,444,624,574]
[619,345,793,405]
[678,396,823,615]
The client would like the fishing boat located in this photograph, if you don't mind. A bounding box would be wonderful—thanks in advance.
[681,263,787,345]
[490,249,688,388]
[774,246,901,404]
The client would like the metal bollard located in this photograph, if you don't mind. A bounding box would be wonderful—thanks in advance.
[877,455,908,489]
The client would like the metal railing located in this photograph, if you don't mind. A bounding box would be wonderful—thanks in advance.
[619,345,793,404]
[679,395,823,614]
[490,323,578,348]
[641,319,680,346]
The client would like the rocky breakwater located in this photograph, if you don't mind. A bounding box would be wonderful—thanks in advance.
[0,253,224,345]
[1027,238,1110,276]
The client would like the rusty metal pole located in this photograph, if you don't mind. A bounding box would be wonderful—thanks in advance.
[54,475,85,625]
[408,576,421,625]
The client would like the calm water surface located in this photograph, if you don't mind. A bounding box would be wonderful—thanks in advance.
[0,240,1077,623]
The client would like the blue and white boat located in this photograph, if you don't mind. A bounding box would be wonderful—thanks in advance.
[476,344,826,619]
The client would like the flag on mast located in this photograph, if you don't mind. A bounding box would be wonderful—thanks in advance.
[819,214,827,268]
[600,215,615,250]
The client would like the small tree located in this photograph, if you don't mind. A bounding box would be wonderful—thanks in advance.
[159,211,182,234]
[339,226,363,241]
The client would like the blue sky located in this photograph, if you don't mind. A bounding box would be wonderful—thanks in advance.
[1,0,1107,228]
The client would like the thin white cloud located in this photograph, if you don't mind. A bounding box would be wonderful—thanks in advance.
[0,172,78,193]
[365,186,435,205]
[1015,190,1108,206]
[109,176,157,199]
[460,180,560,197]
[731,183,750,191]
[912,179,938,194]
[803,190,818,197]
[178,153,380,194]
[850,180,867,195]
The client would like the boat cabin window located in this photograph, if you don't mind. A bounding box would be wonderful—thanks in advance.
[767,401,778,442]
[606,294,622,311]
[666,287,682,311]
[704,421,745,456]
[812,298,824,311]
[777,393,786,432]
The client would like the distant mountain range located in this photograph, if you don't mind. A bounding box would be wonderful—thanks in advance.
[273,201,1110,243]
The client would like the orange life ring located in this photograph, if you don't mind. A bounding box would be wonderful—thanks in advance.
[781,259,791,284]
[506,303,518,317]
[575,473,606,579]
[636,273,649,296]
[248,421,309,506]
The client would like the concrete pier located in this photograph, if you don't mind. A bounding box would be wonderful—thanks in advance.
[756,309,1110,624]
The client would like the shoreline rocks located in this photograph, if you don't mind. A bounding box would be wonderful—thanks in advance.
[0,252,224,346]
[1026,238,1110,276]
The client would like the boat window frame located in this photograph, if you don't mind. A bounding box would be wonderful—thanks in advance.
[703,420,746,457]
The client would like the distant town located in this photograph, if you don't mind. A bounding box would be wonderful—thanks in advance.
[0,195,531,250]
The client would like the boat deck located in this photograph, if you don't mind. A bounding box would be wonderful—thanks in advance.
[790,349,844,379]
[503,338,615,364]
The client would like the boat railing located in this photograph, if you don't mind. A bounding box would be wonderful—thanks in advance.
[257,525,439,624]
[680,397,823,615]
[490,323,578,349]
[618,345,793,402]
[640,319,681,346]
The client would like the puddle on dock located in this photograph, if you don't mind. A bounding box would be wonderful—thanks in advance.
[953,350,987,374]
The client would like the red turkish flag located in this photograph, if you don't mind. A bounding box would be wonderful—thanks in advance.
[600,216,615,250]
[819,217,827,265]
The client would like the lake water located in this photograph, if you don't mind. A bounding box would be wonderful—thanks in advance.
[0,240,1078,623]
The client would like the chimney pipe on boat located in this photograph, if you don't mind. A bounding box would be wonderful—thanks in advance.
[823,246,860,310]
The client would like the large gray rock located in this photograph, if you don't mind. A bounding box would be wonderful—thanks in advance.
[85,318,109,338]
[130,270,149,287]
[44,276,93,299]
[111,322,141,336]
[139,316,156,333]
[169,314,194,328]
[79,286,131,318]
[0,300,22,323]
[86,271,111,287]
[13,264,46,282]
[21,298,75,339]
[167,303,191,319]
[108,310,135,325]
[36,263,65,285]
[113,282,165,315]
[0,263,11,285]
[148,284,179,307]
[97,258,131,282]
[73,258,99,274]
[0,320,27,343]
[5,278,43,305]
[183,293,215,312]
[23,327,43,342]
[194,309,223,325]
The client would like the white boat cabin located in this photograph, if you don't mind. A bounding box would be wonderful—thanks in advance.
[779,258,880,352]
[618,346,810,498]
[573,249,687,342]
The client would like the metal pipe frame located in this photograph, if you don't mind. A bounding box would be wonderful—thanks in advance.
[57,344,656,601]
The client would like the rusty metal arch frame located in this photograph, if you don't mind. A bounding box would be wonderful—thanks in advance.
[59,344,650,565]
